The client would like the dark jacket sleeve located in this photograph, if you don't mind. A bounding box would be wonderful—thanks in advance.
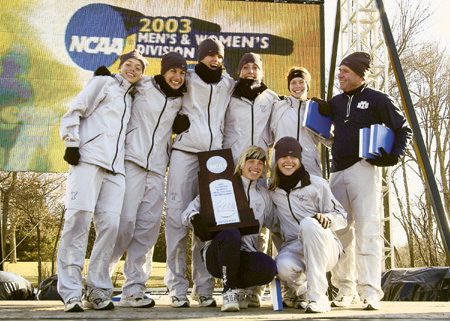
[376,93,412,156]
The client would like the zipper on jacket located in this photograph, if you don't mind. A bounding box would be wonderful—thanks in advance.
[207,84,213,150]
[345,94,353,120]
[112,85,133,173]
[286,192,301,225]
[296,102,301,141]
[246,180,252,206]
[146,97,168,169]
[251,102,255,145]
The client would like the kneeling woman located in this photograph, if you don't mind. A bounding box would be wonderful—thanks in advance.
[270,136,347,313]
[182,146,278,312]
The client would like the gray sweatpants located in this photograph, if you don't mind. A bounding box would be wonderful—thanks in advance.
[57,162,125,303]
[109,161,165,297]
[164,150,215,298]
[276,217,341,305]
[330,160,384,300]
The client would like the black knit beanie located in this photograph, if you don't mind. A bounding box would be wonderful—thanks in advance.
[197,36,225,61]
[287,67,311,91]
[340,51,372,78]
[161,52,187,75]
[119,49,148,70]
[274,137,302,162]
[237,53,263,75]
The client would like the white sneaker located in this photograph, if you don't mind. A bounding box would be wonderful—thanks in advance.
[119,293,155,308]
[305,301,331,313]
[331,293,357,307]
[362,298,380,310]
[237,289,248,309]
[83,288,114,310]
[221,289,239,312]
[294,293,308,310]
[171,296,190,308]
[64,297,84,312]
[197,296,217,307]
[246,293,261,307]
[282,296,296,308]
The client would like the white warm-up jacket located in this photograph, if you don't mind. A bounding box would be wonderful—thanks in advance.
[172,70,235,153]
[125,76,182,175]
[60,74,134,175]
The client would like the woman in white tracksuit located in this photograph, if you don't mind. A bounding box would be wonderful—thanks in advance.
[270,136,347,313]
[181,146,278,312]
[222,52,279,306]
[222,53,279,164]
[165,37,235,308]
[57,50,146,313]
[108,52,187,308]
[270,67,332,178]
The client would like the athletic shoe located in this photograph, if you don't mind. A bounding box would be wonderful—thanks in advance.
[246,293,261,307]
[118,293,155,308]
[305,301,331,313]
[197,295,217,307]
[237,289,248,309]
[171,296,190,308]
[64,297,84,312]
[282,295,296,308]
[294,293,308,310]
[331,293,356,307]
[83,288,114,310]
[221,289,239,312]
[362,298,380,310]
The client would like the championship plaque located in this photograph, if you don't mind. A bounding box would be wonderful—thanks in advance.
[198,149,260,239]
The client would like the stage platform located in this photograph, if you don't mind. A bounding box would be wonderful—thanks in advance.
[1,295,449,321]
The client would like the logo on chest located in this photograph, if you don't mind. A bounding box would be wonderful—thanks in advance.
[357,101,369,110]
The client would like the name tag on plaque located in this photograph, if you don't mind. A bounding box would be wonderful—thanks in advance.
[198,149,259,239]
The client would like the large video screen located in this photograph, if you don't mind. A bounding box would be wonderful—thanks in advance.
[0,0,322,172]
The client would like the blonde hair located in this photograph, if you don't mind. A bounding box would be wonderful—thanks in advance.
[269,165,281,191]
[234,146,268,176]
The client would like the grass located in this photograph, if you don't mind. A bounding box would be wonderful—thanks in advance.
[3,260,167,288]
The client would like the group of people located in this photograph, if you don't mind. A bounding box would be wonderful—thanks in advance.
[56,36,412,314]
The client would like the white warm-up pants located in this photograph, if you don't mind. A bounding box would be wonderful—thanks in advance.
[109,161,165,297]
[329,160,383,300]
[57,162,125,303]
[164,150,215,298]
[276,217,341,304]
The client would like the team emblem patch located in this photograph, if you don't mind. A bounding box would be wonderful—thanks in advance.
[357,101,369,109]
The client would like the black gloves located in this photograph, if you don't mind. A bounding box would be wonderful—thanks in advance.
[191,214,211,242]
[172,113,190,134]
[367,148,399,167]
[63,147,80,165]
[94,66,112,76]
[311,97,332,117]
[314,213,331,229]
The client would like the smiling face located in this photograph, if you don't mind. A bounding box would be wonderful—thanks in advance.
[241,158,264,181]
[338,65,364,92]
[119,58,144,84]
[201,54,223,70]
[239,62,263,82]
[163,67,186,90]
[277,155,301,176]
[289,77,308,100]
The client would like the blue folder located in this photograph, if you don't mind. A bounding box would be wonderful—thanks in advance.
[302,100,332,139]
[359,127,375,159]
[369,124,395,156]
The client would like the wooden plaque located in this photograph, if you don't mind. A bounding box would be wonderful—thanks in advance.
[198,149,260,239]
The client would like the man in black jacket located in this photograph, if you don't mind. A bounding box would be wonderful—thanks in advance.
[317,52,411,310]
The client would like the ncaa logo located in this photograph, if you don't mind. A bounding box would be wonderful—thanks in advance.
[65,4,127,71]
[357,101,369,109]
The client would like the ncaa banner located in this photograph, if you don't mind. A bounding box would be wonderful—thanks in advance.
[0,0,322,173]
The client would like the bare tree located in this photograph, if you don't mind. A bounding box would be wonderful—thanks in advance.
[387,0,448,267]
